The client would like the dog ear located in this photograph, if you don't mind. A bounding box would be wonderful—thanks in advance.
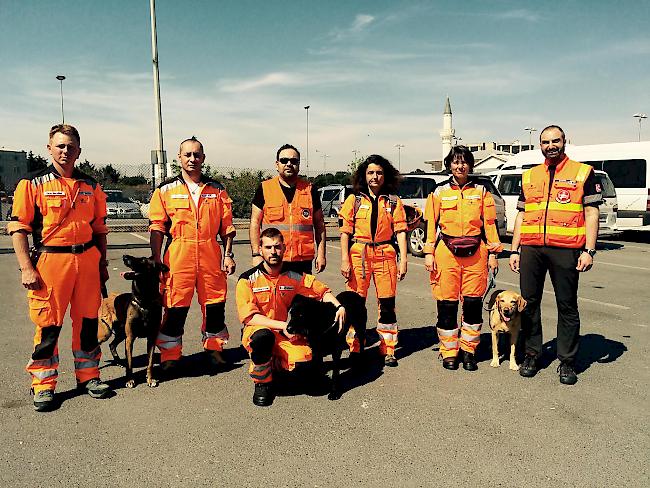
[517,295,527,312]
[487,289,504,311]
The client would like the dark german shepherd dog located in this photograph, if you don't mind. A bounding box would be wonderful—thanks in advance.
[286,291,367,400]
[98,255,168,388]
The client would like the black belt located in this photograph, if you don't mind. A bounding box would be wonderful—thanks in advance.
[38,241,95,254]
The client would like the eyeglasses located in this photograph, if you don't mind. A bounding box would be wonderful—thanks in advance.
[278,157,300,166]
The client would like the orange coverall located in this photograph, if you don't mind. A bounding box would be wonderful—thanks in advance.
[338,193,407,356]
[8,166,108,393]
[149,176,236,362]
[424,178,503,358]
[236,265,330,384]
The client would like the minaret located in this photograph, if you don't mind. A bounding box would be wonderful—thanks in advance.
[439,96,455,161]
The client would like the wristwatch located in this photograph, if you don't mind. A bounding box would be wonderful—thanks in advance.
[224,252,235,258]
[510,250,520,255]
[583,248,596,258]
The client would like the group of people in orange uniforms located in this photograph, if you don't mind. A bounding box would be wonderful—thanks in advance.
[10,123,599,411]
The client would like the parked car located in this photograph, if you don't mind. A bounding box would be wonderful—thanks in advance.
[398,173,508,256]
[488,168,618,236]
[105,190,143,218]
[318,184,353,217]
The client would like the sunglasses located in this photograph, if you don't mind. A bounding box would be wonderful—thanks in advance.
[278,157,300,166]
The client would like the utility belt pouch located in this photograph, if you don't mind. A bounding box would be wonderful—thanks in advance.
[441,233,481,257]
[28,246,41,267]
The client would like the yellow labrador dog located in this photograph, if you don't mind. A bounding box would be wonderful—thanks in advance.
[488,290,527,371]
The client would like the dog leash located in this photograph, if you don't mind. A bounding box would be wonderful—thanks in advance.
[482,268,498,311]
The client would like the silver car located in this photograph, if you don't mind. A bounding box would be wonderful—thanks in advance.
[105,190,142,218]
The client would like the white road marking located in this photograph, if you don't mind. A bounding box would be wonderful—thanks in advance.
[596,261,650,271]
[129,232,148,242]
[328,243,630,311]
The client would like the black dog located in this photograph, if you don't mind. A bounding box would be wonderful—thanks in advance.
[100,255,168,388]
[286,291,367,400]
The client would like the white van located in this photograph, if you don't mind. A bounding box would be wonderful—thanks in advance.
[488,168,619,236]
[318,184,353,217]
[500,142,650,229]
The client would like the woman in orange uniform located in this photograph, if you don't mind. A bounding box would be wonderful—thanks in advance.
[339,155,408,367]
[424,146,502,371]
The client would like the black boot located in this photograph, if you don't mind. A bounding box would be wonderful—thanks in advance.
[462,351,478,371]
[253,382,274,406]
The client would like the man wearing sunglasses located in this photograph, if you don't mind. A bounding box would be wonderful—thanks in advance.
[249,144,326,274]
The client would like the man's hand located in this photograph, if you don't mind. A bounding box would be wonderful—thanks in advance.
[397,260,408,281]
[335,306,347,333]
[509,254,520,273]
[251,255,264,267]
[340,258,351,281]
[21,266,41,290]
[488,254,499,275]
[576,251,593,272]
[281,321,296,341]
[315,254,326,273]
[223,256,236,275]
[424,254,435,273]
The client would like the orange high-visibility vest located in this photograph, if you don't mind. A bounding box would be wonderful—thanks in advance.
[423,178,501,253]
[338,193,408,243]
[261,176,315,262]
[520,157,592,248]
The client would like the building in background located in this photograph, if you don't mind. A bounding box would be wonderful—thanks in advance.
[0,149,28,191]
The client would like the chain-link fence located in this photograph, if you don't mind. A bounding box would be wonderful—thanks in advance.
[0,161,354,234]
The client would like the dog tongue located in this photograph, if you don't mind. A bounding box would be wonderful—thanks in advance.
[120,271,127,278]
[503,316,511,322]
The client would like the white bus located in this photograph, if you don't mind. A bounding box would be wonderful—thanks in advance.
[499,142,650,229]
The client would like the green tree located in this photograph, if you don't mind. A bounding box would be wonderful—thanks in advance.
[26,151,48,173]
[223,170,266,219]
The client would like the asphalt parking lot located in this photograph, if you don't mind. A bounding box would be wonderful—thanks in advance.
[0,231,648,487]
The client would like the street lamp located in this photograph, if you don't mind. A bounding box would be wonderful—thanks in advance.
[395,144,405,171]
[56,75,66,123]
[304,106,310,176]
[633,113,647,141]
[524,127,537,148]
[315,149,329,174]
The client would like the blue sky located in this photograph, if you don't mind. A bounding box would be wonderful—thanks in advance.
[1,0,649,173]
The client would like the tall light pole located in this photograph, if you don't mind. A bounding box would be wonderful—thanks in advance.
[304,105,310,177]
[315,149,329,174]
[633,113,647,141]
[56,75,66,123]
[149,0,166,190]
[395,144,405,171]
[524,127,537,149]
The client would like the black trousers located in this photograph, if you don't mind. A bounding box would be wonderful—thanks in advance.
[520,245,582,364]
[282,260,312,274]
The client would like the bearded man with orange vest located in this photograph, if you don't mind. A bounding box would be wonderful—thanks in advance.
[236,227,345,406]
[510,125,602,385]
[249,144,326,275]
[149,137,236,375]
[8,124,112,412]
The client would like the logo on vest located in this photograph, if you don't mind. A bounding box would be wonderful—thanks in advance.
[556,189,571,204]
[301,208,311,219]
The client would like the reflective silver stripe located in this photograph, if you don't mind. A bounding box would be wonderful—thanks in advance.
[250,364,272,381]
[438,328,459,348]
[461,322,481,332]
[157,332,181,350]
[31,369,57,380]
[377,322,398,333]
[73,347,100,360]
[460,322,481,343]
[28,355,60,369]
[261,223,313,232]
[377,331,397,344]
[74,360,99,370]
[202,329,230,342]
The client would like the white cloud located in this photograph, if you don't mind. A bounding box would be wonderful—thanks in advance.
[351,14,375,32]
[329,13,376,41]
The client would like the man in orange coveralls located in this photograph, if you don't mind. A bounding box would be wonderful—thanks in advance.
[149,137,236,375]
[424,146,502,371]
[9,124,112,412]
[236,227,345,407]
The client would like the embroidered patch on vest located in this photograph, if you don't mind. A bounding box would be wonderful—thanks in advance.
[170,194,189,199]
[278,285,294,291]
[80,191,93,196]
[253,286,270,293]
[201,194,217,198]
[44,191,66,196]
[556,189,571,203]
[302,208,311,219]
